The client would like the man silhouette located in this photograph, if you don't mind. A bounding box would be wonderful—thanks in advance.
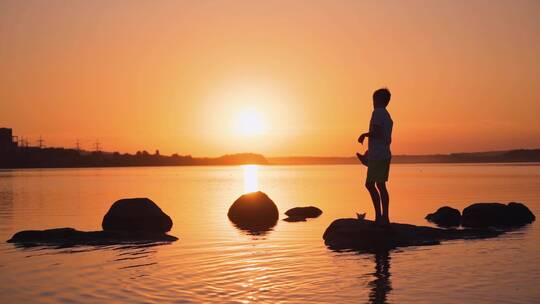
[358,88,393,225]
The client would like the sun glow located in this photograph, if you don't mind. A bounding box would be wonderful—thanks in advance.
[242,165,259,193]
[235,109,267,137]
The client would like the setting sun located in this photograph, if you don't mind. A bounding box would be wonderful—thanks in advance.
[235,109,267,137]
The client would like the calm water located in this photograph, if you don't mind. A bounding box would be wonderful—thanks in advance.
[1,164,539,303]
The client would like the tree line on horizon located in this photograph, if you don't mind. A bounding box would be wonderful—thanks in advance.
[0,146,268,168]
[1,145,539,169]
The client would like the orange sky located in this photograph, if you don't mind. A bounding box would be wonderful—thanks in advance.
[1,1,539,157]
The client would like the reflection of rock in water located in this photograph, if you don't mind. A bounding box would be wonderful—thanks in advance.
[230,222,275,237]
[113,243,162,273]
[368,251,392,304]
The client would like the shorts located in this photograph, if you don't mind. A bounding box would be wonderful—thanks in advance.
[366,158,391,183]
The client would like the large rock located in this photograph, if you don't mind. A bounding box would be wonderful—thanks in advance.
[228,191,279,231]
[102,198,173,233]
[425,206,461,227]
[461,202,535,228]
[323,218,502,251]
[7,228,177,247]
[284,206,322,222]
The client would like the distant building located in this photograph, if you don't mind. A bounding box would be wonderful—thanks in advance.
[0,128,18,152]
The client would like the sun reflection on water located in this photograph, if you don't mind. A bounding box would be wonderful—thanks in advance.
[242,165,259,193]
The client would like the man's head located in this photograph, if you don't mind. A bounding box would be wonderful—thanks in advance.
[373,88,391,108]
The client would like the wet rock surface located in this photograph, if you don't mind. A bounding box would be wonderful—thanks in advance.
[425,206,461,227]
[102,198,173,233]
[284,206,322,222]
[461,202,535,228]
[8,198,177,247]
[323,218,502,251]
[228,191,279,232]
[7,228,178,247]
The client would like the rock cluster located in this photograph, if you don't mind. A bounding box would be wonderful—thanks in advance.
[426,202,535,228]
[7,198,177,247]
[323,218,502,251]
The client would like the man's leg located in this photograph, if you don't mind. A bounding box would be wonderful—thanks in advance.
[376,182,389,224]
[365,181,382,223]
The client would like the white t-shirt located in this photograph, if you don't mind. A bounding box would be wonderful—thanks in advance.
[368,108,393,160]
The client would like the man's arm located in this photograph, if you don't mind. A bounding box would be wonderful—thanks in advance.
[358,124,383,144]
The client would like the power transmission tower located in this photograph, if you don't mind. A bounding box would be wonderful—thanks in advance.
[20,136,29,148]
[94,140,101,152]
[37,135,44,149]
[75,139,81,152]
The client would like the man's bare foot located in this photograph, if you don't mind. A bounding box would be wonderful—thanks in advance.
[380,218,391,228]
[356,152,368,166]
[372,216,383,227]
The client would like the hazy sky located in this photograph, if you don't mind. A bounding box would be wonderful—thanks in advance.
[1,0,539,156]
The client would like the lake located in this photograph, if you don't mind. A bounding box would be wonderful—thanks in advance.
[1,164,539,303]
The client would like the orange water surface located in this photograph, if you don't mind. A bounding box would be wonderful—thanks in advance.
[1,164,539,303]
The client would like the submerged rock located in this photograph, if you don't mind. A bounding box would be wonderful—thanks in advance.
[7,198,177,248]
[102,198,173,233]
[461,202,535,228]
[228,191,279,231]
[284,206,322,222]
[7,227,178,247]
[323,218,502,251]
[425,206,461,227]
[285,206,322,218]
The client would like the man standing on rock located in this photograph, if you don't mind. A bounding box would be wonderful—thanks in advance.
[357,88,393,226]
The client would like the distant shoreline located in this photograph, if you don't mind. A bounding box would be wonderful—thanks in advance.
[2,161,540,171]
[268,149,540,165]
[1,147,539,169]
